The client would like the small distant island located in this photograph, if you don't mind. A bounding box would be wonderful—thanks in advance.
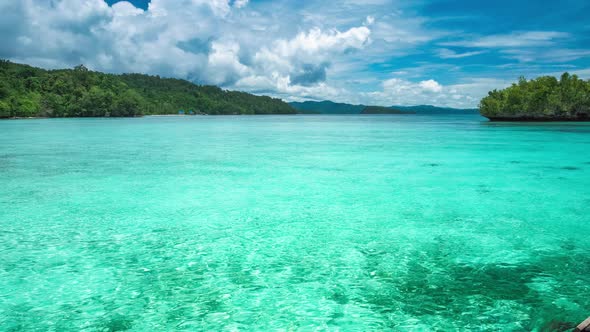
[0,60,295,118]
[480,73,590,121]
[360,106,414,114]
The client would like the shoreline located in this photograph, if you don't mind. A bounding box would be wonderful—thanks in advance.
[487,116,590,122]
[0,114,300,120]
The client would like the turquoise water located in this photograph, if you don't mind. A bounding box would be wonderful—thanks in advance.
[1,115,589,331]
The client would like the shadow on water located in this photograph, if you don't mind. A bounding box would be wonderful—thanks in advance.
[3,229,590,331]
[561,166,582,171]
[354,238,590,330]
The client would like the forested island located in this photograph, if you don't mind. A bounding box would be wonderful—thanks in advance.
[480,73,590,121]
[0,60,296,118]
[360,106,414,114]
[289,101,365,114]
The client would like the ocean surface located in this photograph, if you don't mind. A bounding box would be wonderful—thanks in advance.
[1,114,589,331]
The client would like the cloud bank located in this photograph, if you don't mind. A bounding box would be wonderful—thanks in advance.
[1,0,588,108]
[1,0,372,102]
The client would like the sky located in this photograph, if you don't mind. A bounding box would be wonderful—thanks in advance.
[1,0,589,108]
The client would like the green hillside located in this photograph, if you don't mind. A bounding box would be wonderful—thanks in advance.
[0,60,296,118]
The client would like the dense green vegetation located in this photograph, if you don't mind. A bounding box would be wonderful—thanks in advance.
[360,106,413,114]
[0,60,295,118]
[479,73,590,120]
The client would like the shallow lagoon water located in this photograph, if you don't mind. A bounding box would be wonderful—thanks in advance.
[1,115,589,331]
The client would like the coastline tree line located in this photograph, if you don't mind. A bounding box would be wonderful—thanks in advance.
[479,73,590,120]
[0,60,295,118]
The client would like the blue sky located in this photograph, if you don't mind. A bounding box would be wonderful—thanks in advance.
[1,0,589,107]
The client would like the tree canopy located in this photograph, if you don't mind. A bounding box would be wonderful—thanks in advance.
[0,60,296,118]
[479,73,590,120]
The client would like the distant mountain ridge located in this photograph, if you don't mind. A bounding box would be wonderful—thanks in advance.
[360,106,414,114]
[289,100,478,115]
[391,105,478,114]
[289,101,364,114]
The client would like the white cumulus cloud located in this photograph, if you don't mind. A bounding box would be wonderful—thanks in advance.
[363,77,510,108]
[1,0,557,107]
[0,0,375,102]
[418,79,443,93]
[232,0,249,9]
